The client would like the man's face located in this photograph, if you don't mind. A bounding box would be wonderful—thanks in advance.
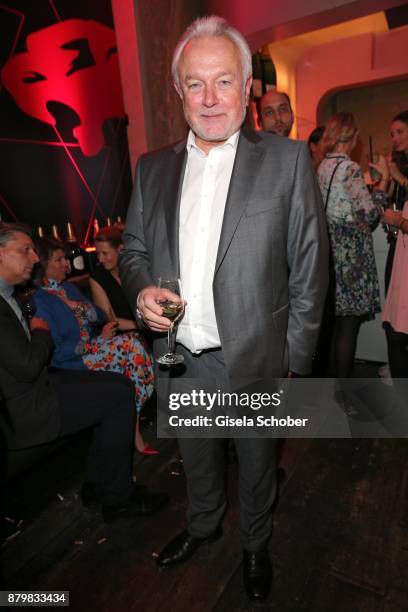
[0,232,39,285]
[259,91,294,137]
[176,36,252,153]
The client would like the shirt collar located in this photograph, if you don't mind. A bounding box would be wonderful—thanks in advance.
[186,129,240,155]
[0,277,14,300]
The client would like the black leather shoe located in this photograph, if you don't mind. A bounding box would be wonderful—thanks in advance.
[243,549,272,602]
[102,490,168,522]
[80,482,147,509]
[157,527,222,568]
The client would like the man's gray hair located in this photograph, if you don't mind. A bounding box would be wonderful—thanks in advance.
[172,15,252,90]
[0,222,32,246]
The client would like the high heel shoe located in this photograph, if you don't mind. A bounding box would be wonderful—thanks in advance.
[140,443,159,456]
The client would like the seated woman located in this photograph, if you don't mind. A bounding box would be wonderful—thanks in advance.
[90,226,137,332]
[32,237,154,452]
[89,226,157,454]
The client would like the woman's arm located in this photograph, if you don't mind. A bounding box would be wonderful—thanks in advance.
[89,278,137,332]
[344,162,385,228]
[382,208,408,234]
[89,278,115,320]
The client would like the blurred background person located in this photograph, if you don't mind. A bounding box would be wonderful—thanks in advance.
[257,90,294,137]
[384,111,408,292]
[91,227,138,331]
[32,237,155,454]
[317,112,389,382]
[382,201,408,383]
[308,126,325,171]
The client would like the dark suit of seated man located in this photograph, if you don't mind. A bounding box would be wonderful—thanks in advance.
[0,222,166,522]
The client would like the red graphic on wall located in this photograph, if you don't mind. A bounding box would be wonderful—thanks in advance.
[1,19,125,157]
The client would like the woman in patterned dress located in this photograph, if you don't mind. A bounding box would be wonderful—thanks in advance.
[32,237,154,448]
[317,112,389,379]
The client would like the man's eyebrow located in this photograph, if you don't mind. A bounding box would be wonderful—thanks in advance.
[185,71,234,80]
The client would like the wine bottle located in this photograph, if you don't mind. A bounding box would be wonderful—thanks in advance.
[36,226,44,238]
[93,218,100,241]
[51,224,61,240]
[115,215,125,230]
[66,222,86,275]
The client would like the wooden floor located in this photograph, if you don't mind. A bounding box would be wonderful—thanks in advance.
[2,372,408,611]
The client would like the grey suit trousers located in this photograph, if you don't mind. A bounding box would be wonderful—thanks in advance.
[164,344,277,552]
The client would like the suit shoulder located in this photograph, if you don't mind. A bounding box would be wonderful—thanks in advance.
[138,139,186,167]
[257,131,306,155]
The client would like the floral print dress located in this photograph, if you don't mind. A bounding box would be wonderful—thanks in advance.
[42,280,154,412]
[318,153,385,318]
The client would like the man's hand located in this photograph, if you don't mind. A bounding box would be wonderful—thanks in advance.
[30,317,50,331]
[137,285,184,332]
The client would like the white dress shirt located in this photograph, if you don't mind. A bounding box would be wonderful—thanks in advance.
[177,130,239,353]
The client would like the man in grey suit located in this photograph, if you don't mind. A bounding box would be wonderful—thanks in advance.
[120,16,328,602]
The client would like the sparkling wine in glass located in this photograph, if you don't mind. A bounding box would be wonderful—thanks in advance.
[156,278,184,366]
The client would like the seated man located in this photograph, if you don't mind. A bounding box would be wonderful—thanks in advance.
[0,222,166,522]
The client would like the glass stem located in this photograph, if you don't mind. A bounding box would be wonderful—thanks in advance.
[168,323,175,354]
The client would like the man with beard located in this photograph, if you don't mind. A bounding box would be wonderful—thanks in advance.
[258,90,294,137]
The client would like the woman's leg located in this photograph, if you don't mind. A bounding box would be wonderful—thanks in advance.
[332,315,362,378]
[135,414,145,452]
[84,332,155,451]
[384,323,408,378]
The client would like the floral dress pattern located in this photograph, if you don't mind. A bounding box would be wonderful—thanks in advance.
[317,153,385,318]
[43,280,154,412]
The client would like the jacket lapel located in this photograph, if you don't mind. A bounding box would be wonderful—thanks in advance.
[0,294,27,336]
[163,140,187,275]
[214,128,265,275]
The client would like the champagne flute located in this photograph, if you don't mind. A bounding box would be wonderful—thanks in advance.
[156,278,184,365]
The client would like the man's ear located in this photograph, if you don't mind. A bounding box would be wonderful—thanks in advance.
[174,81,183,101]
[244,75,253,105]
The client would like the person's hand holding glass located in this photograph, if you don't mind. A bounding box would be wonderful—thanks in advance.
[156,278,185,365]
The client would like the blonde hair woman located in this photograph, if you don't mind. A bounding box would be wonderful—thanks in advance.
[317,112,389,381]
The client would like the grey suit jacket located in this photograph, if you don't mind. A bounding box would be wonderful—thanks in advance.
[120,127,329,388]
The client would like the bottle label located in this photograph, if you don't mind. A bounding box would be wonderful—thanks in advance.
[73,255,85,271]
